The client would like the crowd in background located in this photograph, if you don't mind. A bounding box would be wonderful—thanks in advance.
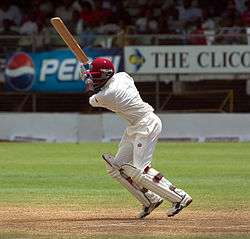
[0,0,250,49]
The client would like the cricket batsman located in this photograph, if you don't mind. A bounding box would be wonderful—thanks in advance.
[80,58,192,219]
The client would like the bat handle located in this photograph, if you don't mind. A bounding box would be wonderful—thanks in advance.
[81,61,91,70]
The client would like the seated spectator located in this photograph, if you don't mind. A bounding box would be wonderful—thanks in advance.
[162,0,174,10]
[72,0,96,11]
[0,3,4,29]
[0,19,19,35]
[32,0,46,27]
[198,0,226,17]
[79,1,112,28]
[189,19,207,45]
[234,0,246,13]
[90,1,112,27]
[0,0,22,27]
[39,0,54,18]
[95,15,123,47]
[96,16,121,35]
[241,0,250,26]
[55,0,74,25]
[201,9,217,45]
[178,0,203,24]
[77,20,96,47]
[115,4,132,26]
[19,13,38,35]
[33,20,51,51]
[0,19,19,54]
[222,0,240,20]
[101,0,113,12]
[233,17,247,43]
[67,10,81,35]
[79,1,96,26]
[147,0,163,18]
[135,9,159,34]
[123,0,140,18]
[202,9,216,30]
[216,16,245,44]
[162,3,183,33]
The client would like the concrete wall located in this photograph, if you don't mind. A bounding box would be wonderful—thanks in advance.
[0,113,250,142]
[0,113,79,142]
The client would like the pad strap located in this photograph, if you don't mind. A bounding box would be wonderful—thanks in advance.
[122,164,183,203]
[102,154,161,206]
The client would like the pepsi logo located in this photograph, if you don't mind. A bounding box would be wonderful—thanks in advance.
[5,52,35,91]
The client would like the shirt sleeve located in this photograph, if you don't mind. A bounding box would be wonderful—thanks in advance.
[89,94,103,107]
[89,86,116,109]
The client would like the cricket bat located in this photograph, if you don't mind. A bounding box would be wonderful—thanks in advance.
[50,17,89,64]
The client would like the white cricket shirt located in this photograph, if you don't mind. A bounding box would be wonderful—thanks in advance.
[89,72,154,126]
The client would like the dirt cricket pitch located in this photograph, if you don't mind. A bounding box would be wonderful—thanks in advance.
[0,206,249,238]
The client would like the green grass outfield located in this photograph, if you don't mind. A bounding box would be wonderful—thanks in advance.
[0,142,250,238]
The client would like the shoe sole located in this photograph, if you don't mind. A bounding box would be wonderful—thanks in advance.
[139,199,163,219]
[167,198,193,217]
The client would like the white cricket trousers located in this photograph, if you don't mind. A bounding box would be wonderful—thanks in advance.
[114,112,162,170]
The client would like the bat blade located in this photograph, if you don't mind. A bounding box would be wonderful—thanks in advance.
[50,17,89,63]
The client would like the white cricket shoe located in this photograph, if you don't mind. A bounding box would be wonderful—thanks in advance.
[167,193,192,217]
[138,199,163,219]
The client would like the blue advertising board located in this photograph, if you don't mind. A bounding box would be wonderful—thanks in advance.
[4,48,123,92]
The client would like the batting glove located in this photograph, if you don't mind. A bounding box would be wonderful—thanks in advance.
[80,63,94,92]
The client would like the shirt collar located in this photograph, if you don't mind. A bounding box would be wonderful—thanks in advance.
[101,76,114,90]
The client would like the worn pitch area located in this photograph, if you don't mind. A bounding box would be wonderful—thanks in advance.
[0,206,249,237]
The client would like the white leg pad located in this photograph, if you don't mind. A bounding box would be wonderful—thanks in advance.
[106,164,151,206]
[122,164,183,203]
[103,154,162,207]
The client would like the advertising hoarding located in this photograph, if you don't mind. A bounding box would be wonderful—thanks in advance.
[4,48,123,92]
[125,46,250,74]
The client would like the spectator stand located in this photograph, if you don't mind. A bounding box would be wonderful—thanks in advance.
[0,0,250,112]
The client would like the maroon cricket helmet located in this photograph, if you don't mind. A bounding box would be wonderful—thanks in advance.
[86,57,114,90]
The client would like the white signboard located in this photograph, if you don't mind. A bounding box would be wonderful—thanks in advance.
[125,46,250,74]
